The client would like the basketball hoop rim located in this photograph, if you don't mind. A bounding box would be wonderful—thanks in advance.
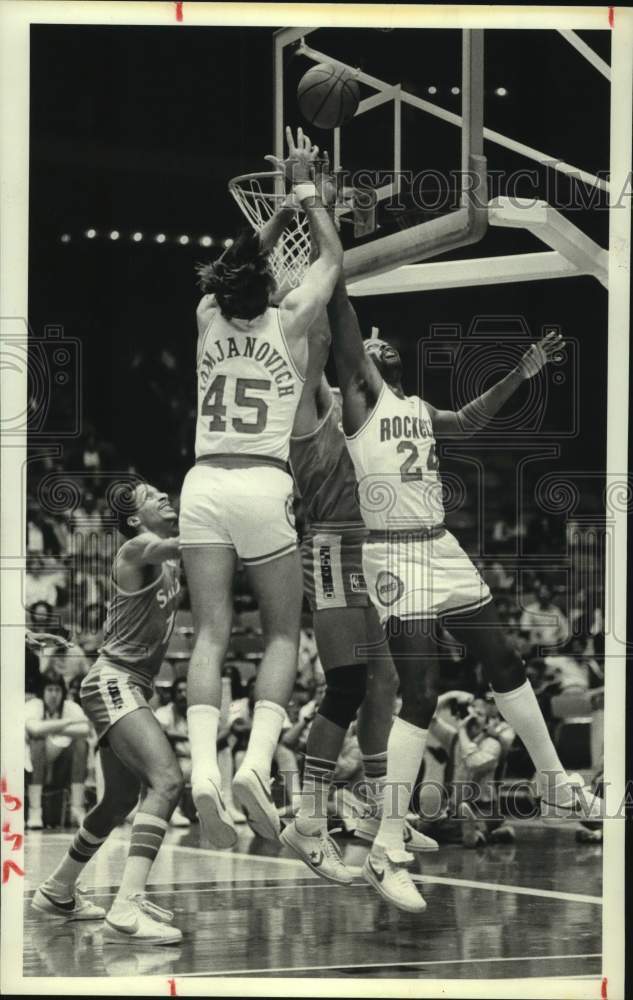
[228,169,285,192]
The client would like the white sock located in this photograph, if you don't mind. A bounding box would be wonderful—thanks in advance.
[45,826,107,891]
[29,785,43,812]
[70,783,85,811]
[116,812,168,901]
[217,746,235,805]
[492,680,568,798]
[187,705,220,786]
[296,755,337,835]
[374,719,428,852]
[240,700,286,778]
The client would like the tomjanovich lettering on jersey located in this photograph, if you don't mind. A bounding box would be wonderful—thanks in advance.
[200,335,296,399]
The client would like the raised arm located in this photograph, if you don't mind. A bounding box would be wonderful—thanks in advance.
[327,274,383,436]
[291,312,334,438]
[268,128,343,337]
[118,532,180,567]
[258,204,297,257]
[427,331,565,436]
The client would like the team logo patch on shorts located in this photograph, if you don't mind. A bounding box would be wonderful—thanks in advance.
[349,572,367,594]
[285,494,296,528]
[375,570,405,607]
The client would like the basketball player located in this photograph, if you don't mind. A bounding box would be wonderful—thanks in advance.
[180,127,344,847]
[32,483,184,944]
[279,301,438,881]
[327,277,603,912]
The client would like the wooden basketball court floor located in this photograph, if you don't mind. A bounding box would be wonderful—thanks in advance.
[23,820,602,982]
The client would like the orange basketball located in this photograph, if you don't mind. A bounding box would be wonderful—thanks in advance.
[297,63,360,129]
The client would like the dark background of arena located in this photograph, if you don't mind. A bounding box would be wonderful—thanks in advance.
[27,24,610,595]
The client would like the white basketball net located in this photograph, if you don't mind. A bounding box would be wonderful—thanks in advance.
[228,171,311,292]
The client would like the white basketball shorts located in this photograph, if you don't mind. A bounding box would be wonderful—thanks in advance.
[362,528,492,625]
[179,463,298,565]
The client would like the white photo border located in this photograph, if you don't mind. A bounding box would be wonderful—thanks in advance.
[1,3,630,998]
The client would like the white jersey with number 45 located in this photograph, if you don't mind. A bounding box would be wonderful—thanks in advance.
[345,383,445,531]
[195,299,305,463]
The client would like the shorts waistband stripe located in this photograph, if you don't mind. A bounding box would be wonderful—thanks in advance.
[242,542,297,566]
[305,522,367,536]
[196,454,289,473]
[367,525,446,542]
[440,595,493,618]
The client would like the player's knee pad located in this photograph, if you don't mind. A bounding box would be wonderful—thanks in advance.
[318,664,367,729]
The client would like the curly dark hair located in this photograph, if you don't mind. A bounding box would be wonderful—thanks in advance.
[196,230,276,321]
[109,480,145,539]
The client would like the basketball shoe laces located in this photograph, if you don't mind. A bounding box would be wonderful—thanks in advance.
[131,895,174,924]
[320,831,348,868]
[384,849,415,889]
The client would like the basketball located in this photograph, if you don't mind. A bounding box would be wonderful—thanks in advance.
[297,62,360,129]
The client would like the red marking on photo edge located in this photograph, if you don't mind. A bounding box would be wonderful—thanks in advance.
[608,7,614,28]
[175,1,183,21]
[601,978,608,999]
[168,978,177,997]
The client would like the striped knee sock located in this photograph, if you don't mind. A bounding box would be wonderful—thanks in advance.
[361,751,388,818]
[296,755,337,835]
[43,826,108,893]
[116,812,168,900]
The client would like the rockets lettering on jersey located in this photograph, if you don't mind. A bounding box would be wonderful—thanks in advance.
[195,302,304,464]
[345,385,445,532]
[378,412,434,442]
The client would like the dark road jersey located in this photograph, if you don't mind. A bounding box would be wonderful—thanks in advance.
[290,393,365,534]
[98,559,181,684]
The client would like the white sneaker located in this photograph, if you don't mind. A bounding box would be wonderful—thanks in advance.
[232,768,280,841]
[192,775,237,848]
[362,845,427,913]
[355,816,439,853]
[539,772,605,820]
[229,805,247,824]
[104,895,182,945]
[403,821,439,853]
[27,809,44,831]
[32,883,106,921]
[170,806,191,828]
[331,788,372,832]
[280,821,354,885]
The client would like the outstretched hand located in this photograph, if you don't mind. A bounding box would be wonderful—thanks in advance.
[517,330,565,379]
[265,126,319,185]
[26,630,72,650]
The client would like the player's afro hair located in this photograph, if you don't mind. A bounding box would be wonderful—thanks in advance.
[110,481,143,539]
[196,229,276,321]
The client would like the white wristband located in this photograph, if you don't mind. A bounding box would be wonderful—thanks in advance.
[293,182,317,203]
